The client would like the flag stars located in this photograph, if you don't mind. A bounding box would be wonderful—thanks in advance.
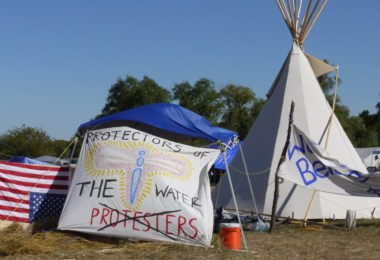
[29,192,66,222]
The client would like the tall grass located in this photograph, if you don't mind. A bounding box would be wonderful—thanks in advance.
[1,220,380,259]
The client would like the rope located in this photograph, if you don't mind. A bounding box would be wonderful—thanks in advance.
[3,137,78,222]
[201,140,220,148]
[50,137,78,166]
[227,154,286,175]
[229,164,271,175]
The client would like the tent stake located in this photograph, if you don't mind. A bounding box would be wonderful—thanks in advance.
[269,101,295,233]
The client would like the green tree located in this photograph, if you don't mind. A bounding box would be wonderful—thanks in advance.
[51,139,71,159]
[99,75,172,118]
[359,101,380,147]
[317,66,353,142]
[0,125,55,160]
[219,84,265,139]
[172,78,222,124]
[318,67,378,147]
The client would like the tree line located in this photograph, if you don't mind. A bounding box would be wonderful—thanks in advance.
[0,73,379,161]
[98,74,379,146]
[97,76,266,140]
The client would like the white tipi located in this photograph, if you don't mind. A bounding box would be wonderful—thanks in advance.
[213,0,380,219]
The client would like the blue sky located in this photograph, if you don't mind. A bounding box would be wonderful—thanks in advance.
[0,1,379,141]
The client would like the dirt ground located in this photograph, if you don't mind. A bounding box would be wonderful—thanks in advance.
[1,219,380,259]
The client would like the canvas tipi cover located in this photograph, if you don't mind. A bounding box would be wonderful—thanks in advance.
[213,43,380,219]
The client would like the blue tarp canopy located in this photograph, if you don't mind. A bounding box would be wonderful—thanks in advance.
[78,103,238,144]
[9,156,53,166]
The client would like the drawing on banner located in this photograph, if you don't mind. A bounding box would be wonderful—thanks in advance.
[84,141,194,210]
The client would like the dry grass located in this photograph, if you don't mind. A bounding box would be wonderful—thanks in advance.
[1,220,380,259]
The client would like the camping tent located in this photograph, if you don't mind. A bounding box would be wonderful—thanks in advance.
[9,156,53,166]
[213,0,380,219]
[356,147,380,171]
[58,103,237,247]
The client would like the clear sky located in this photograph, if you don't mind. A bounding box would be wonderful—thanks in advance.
[0,1,379,141]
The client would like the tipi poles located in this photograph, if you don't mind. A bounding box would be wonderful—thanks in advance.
[276,0,295,39]
[238,144,260,221]
[295,0,303,30]
[324,66,340,150]
[303,190,318,225]
[222,151,248,251]
[303,66,339,224]
[275,0,328,46]
[302,0,328,44]
[270,101,295,232]
[304,67,338,223]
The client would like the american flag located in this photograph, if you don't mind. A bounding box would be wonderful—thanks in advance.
[0,161,69,223]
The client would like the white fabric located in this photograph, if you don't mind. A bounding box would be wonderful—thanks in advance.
[58,126,219,246]
[279,125,380,196]
[305,53,337,77]
[213,43,380,219]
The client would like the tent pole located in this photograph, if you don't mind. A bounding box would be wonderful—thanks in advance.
[324,66,339,150]
[270,101,295,233]
[68,136,78,164]
[68,136,78,183]
[303,66,338,225]
[222,151,248,251]
[306,65,337,222]
[302,0,328,42]
[303,190,317,226]
[239,144,261,221]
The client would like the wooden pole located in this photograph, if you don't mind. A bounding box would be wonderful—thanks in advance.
[299,0,321,44]
[324,66,339,150]
[298,0,313,41]
[304,64,337,224]
[303,190,317,226]
[277,0,294,35]
[269,101,295,233]
[302,0,328,43]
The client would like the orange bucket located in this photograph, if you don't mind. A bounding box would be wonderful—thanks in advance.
[219,223,241,250]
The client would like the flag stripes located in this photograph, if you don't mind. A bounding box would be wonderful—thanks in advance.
[0,161,69,223]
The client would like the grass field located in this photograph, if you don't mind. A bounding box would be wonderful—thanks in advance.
[1,219,380,259]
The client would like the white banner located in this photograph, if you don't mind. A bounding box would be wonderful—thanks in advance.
[278,125,380,197]
[58,126,219,246]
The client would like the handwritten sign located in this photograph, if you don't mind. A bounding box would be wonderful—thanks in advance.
[278,125,380,197]
[58,126,219,246]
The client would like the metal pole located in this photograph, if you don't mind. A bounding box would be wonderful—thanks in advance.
[239,144,261,221]
[222,151,248,251]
